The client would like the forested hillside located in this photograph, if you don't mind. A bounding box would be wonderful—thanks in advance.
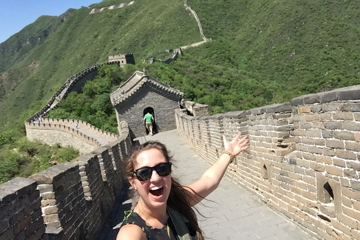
[0,0,201,128]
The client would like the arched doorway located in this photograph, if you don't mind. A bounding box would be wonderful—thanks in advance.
[143,107,157,135]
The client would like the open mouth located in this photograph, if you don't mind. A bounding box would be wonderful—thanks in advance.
[150,186,164,197]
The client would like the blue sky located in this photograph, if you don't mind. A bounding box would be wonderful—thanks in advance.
[0,0,100,44]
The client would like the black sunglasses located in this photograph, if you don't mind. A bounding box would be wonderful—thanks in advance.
[133,162,172,181]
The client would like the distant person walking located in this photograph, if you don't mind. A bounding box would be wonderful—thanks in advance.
[143,112,154,136]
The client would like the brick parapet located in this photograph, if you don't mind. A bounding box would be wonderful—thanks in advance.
[25,118,119,154]
[1,122,133,240]
[176,88,360,240]
[0,177,46,240]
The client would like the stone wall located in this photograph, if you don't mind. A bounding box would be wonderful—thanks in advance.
[176,85,360,240]
[26,62,117,124]
[25,119,118,154]
[115,83,181,138]
[0,178,46,240]
[0,121,132,240]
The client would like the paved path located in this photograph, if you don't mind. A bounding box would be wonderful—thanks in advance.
[101,130,317,240]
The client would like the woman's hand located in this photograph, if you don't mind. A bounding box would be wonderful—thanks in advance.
[223,133,249,157]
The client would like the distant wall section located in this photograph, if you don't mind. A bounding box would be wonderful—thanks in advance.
[25,119,118,154]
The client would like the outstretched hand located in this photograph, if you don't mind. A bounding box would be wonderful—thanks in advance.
[223,133,249,157]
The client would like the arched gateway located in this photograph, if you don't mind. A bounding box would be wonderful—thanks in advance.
[110,71,183,139]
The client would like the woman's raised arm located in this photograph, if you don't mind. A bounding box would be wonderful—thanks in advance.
[185,133,248,206]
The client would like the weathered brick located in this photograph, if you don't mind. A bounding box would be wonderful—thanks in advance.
[324,122,342,130]
[353,200,360,211]
[344,169,358,179]
[354,112,360,121]
[355,133,360,142]
[333,112,354,120]
[302,153,316,161]
[334,131,355,141]
[332,219,351,236]
[341,178,350,188]
[347,161,360,171]
[298,105,311,113]
[292,129,306,136]
[308,146,323,154]
[341,103,360,112]
[315,139,325,146]
[313,122,325,129]
[350,229,360,240]
[342,188,360,201]
[311,104,322,113]
[337,213,358,229]
[343,122,360,132]
[316,156,333,165]
[299,122,313,129]
[326,166,343,176]
[323,149,336,157]
[352,181,360,191]
[43,214,59,223]
[322,130,334,139]
[17,215,31,233]
[345,142,360,152]
[0,228,15,240]
[43,206,58,215]
[342,206,360,223]
[310,162,326,172]
[0,219,9,235]
[319,113,332,121]
[341,196,353,208]
[336,150,357,160]
[303,176,315,185]
[40,192,55,200]
[326,140,344,149]
[333,158,346,167]
[41,199,56,207]
[305,114,320,122]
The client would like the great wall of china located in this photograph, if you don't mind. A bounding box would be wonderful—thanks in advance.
[176,86,360,240]
[1,0,360,239]
[3,81,360,239]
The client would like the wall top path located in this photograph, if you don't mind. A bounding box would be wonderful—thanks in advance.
[291,84,360,106]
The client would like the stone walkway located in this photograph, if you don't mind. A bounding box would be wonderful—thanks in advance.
[101,130,318,240]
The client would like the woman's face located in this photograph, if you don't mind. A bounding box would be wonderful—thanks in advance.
[130,148,172,210]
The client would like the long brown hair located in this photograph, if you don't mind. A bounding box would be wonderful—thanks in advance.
[125,141,205,240]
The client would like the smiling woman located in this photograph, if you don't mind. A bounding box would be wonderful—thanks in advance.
[117,133,249,240]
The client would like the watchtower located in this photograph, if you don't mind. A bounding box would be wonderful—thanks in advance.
[108,53,135,66]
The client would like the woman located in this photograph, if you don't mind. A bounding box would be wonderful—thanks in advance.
[116,133,248,240]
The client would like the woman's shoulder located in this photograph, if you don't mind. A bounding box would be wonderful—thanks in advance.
[116,224,146,240]
[117,211,146,240]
